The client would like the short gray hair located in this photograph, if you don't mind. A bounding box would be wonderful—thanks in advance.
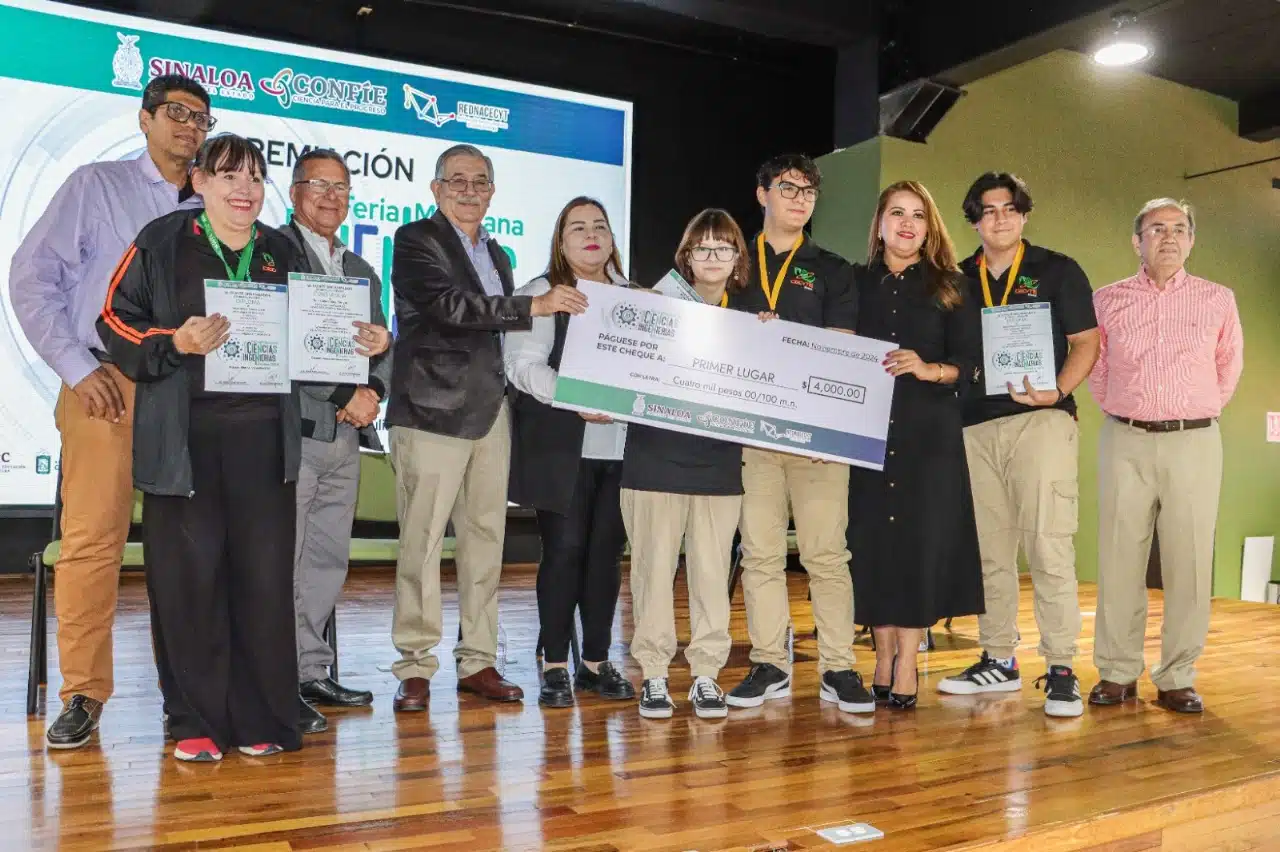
[1133,197,1195,237]
[434,144,494,182]
[291,148,350,185]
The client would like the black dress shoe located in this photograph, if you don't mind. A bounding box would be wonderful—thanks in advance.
[539,667,574,709]
[575,661,636,700]
[301,677,374,707]
[47,694,103,750]
[299,696,328,734]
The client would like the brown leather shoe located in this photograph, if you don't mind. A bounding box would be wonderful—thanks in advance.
[1156,687,1204,713]
[393,677,430,712]
[1088,680,1139,706]
[457,667,524,702]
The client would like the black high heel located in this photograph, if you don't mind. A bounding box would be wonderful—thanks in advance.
[888,669,918,710]
[872,654,896,704]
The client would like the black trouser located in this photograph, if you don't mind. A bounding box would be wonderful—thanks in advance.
[534,459,627,664]
[142,407,300,753]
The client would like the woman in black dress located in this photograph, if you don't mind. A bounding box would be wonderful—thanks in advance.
[847,180,984,709]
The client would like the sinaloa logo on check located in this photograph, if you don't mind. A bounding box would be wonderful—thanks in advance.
[609,302,679,339]
[632,394,646,416]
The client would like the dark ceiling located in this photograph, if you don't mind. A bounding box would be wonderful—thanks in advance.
[84,0,1280,138]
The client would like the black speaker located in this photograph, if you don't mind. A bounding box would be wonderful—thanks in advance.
[879,79,964,143]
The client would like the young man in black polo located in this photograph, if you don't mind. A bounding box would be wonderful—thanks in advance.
[937,172,1100,717]
[726,154,873,715]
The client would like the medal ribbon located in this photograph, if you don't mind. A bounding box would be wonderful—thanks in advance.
[979,240,1025,308]
[756,233,803,312]
[198,211,257,282]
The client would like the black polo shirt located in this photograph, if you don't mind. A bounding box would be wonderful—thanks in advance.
[729,233,857,330]
[621,423,743,496]
[960,241,1096,426]
[176,217,290,417]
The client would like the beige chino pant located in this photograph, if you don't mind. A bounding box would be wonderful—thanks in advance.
[390,402,511,681]
[1095,417,1221,691]
[738,447,854,674]
[963,409,1082,666]
[622,489,741,680]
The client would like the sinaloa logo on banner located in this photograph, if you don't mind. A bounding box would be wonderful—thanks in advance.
[111,32,144,90]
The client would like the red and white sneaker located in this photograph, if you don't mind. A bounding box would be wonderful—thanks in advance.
[238,743,284,757]
[173,738,222,762]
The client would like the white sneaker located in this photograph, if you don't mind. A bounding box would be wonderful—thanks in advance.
[1037,666,1084,718]
[937,652,1022,695]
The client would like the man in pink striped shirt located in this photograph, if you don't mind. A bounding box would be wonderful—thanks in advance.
[1088,198,1243,714]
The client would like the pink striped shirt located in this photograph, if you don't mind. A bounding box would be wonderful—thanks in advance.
[1089,266,1243,421]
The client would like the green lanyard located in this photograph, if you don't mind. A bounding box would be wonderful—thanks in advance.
[198,212,257,281]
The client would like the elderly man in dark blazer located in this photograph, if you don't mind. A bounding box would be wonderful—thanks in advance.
[387,144,586,709]
[280,149,393,734]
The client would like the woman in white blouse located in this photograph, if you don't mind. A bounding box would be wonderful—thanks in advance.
[506,196,634,709]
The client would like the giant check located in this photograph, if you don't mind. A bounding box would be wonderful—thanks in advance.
[553,281,897,470]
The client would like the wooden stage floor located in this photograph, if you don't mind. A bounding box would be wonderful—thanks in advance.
[4,567,1280,851]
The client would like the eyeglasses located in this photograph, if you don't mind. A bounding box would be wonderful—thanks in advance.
[690,246,738,262]
[1143,224,1191,239]
[294,178,350,196]
[773,181,820,202]
[158,101,216,131]
[441,177,493,194]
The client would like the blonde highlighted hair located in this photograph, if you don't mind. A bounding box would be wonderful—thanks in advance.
[866,180,964,310]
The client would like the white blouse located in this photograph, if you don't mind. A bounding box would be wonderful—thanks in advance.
[504,274,628,460]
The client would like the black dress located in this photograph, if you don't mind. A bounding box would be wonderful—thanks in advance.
[847,260,985,628]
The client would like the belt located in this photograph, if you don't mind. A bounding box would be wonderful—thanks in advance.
[1112,415,1214,433]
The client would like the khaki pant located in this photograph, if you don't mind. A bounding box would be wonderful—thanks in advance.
[964,410,1081,666]
[1095,417,1221,691]
[739,447,853,673]
[52,365,136,703]
[621,489,740,680]
[390,403,511,681]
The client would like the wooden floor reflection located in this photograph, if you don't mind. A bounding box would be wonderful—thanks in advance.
[5,567,1280,851]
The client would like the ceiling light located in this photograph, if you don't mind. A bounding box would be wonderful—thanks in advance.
[1093,12,1151,66]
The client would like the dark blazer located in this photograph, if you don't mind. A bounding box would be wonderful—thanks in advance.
[386,210,533,439]
[508,311,588,514]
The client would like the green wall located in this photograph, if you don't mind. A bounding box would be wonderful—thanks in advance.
[814,50,1280,597]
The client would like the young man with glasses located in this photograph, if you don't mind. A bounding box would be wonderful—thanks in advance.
[1087,198,1242,715]
[937,173,1099,717]
[726,154,873,714]
[9,74,213,749]
[279,150,392,733]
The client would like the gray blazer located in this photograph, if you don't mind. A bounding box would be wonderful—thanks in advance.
[281,219,393,451]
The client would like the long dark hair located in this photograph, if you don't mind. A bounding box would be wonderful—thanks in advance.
[545,196,625,289]
[866,180,964,310]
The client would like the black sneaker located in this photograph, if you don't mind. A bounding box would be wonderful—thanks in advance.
[47,694,103,750]
[725,663,791,708]
[299,695,328,734]
[575,661,635,700]
[820,670,876,714]
[539,667,575,709]
[638,678,675,719]
[937,652,1022,695]
[688,676,728,719]
[1036,665,1084,718]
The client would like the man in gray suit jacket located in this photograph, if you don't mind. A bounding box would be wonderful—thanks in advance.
[281,149,392,733]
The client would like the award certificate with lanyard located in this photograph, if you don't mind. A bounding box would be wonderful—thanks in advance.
[200,214,290,393]
[978,244,1056,395]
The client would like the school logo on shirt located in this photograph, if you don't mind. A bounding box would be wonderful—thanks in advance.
[1013,275,1039,297]
[261,253,278,274]
[789,267,816,290]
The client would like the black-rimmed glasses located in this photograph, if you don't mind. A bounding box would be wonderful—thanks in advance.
[158,101,216,131]
[774,180,820,202]
[690,246,738,261]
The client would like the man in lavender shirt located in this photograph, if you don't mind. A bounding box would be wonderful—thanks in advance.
[9,74,212,749]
